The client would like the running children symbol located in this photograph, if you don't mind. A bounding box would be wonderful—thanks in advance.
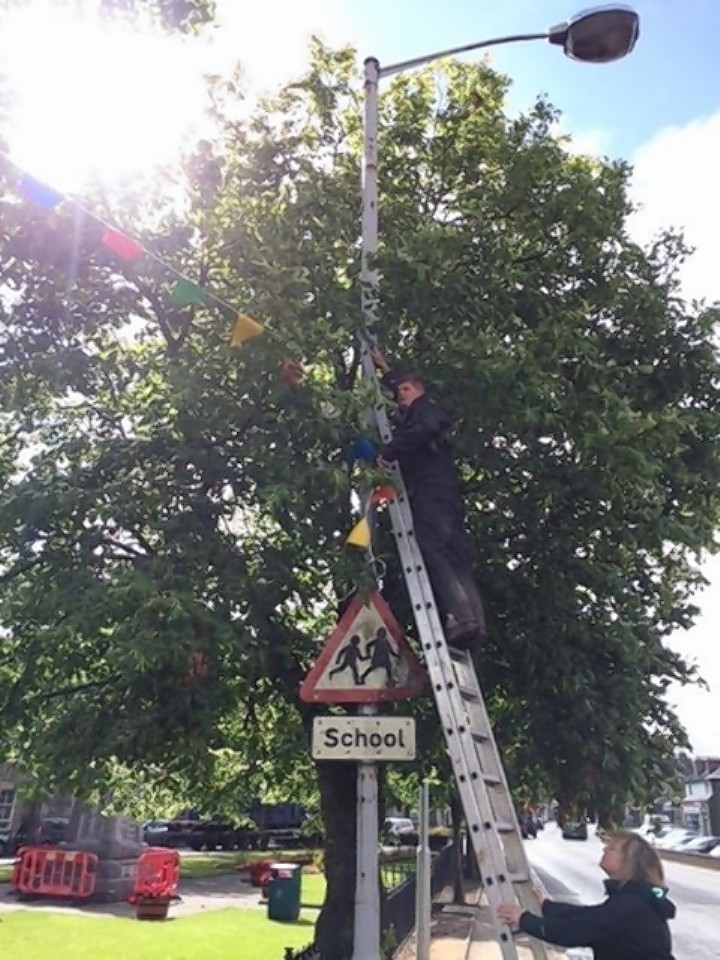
[300,592,426,704]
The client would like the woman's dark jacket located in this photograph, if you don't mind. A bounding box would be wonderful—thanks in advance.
[519,880,676,960]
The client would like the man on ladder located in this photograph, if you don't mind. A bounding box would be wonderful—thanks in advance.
[371,348,486,650]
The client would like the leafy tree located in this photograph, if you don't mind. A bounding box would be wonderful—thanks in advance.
[1,29,719,959]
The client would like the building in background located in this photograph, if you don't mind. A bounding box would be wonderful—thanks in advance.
[678,754,720,835]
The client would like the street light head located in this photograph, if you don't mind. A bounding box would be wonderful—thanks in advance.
[549,5,640,63]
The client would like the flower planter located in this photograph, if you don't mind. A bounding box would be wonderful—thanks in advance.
[135,897,170,921]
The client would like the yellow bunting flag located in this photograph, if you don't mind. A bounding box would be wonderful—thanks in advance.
[345,517,371,550]
[229,313,264,347]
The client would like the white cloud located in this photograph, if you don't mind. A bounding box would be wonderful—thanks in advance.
[666,556,720,756]
[629,112,720,304]
[562,126,612,158]
[211,0,345,93]
[626,111,720,754]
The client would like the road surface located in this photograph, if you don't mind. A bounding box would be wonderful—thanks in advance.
[526,823,720,960]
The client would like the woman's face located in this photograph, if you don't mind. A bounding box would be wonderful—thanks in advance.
[600,838,626,878]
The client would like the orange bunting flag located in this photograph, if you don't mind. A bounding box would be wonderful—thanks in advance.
[101,228,144,261]
[229,313,264,347]
[345,517,371,550]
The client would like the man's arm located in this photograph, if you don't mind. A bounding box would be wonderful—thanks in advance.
[370,348,406,396]
[379,402,450,461]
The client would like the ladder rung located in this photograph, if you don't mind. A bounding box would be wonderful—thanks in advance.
[507,872,532,885]
[481,870,531,887]
[495,821,516,833]
[448,647,470,663]
[483,774,501,786]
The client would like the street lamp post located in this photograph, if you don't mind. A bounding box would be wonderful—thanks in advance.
[354,6,639,960]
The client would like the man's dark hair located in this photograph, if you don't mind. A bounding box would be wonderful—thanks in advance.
[394,372,427,391]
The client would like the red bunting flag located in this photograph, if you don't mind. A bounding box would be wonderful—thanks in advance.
[280,358,305,388]
[101,228,144,261]
[370,484,397,506]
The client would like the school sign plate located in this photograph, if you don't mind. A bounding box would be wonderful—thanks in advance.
[312,716,416,761]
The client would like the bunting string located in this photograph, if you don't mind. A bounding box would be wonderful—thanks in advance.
[1,153,401,547]
[1,150,263,345]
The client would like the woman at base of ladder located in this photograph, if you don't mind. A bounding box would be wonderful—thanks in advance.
[497,829,676,960]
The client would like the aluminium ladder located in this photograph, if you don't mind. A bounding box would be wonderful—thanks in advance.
[359,343,547,960]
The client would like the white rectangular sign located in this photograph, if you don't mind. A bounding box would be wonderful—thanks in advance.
[312,716,416,762]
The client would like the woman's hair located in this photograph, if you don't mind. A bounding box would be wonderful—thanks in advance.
[610,829,666,887]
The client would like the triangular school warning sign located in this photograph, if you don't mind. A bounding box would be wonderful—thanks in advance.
[300,591,426,704]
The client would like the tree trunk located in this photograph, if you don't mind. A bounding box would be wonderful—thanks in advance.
[450,794,465,904]
[314,760,357,960]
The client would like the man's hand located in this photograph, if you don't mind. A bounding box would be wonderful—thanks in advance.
[370,348,390,373]
[376,455,392,470]
[497,903,524,929]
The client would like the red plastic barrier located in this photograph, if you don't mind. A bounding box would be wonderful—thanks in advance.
[129,846,180,903]
[13,846,97,899]
[245,859,273,888]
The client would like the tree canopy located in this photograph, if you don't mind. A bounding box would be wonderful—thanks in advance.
[0,21,718,956]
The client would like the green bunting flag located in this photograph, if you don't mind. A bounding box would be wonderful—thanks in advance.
[169,278,210,307]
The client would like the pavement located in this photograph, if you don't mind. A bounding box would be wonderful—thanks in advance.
[396,881,562,960]
[0,869,266,919]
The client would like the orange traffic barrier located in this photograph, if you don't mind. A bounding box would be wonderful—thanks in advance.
[13,846,97,899]
[129,846,180,902]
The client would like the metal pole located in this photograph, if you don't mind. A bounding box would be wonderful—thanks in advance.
[353,704,380,960]
[359,56,381,372]
[352,56,383,960]
[415,781,431,960]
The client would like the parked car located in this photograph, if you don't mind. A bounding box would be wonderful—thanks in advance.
[382,817,417,846]
[561,820,588,841]
[3,815,70,855]
[187,818,245,852]
[680,835,720,855]
[654,828,695,849]
[142,820,173,846]
[667,832,701,851]
[710,845,720,859]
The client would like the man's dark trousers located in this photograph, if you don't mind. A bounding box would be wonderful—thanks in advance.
[411,493,486,640]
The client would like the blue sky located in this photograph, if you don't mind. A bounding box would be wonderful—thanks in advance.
[336,0,720,155]
[219,0,720,158]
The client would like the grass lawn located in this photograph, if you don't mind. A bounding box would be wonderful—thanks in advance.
[1,908,317,960]
[0,863,11,883]
[179,849,317,880]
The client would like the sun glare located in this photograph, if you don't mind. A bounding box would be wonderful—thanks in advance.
[0,5,208,192]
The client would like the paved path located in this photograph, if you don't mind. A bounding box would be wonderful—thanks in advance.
[0,871,265,919]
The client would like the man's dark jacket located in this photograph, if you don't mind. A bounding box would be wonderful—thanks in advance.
[519,879,676,960]
[378,391,462,510]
